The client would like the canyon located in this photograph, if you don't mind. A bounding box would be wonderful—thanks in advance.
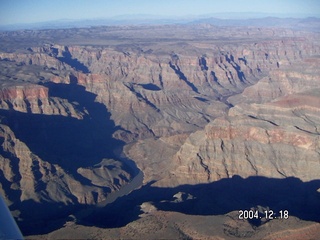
[0,22,319,239]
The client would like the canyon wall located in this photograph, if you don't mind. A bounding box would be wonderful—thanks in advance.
[167,58,320,186]
[0,25,319,226]
[1,33,316,141]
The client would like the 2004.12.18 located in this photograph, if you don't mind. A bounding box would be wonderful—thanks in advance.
[238,210,289,220]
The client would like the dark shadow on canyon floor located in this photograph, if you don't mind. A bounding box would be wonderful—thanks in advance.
[16,200,82,236]
[139,83,161,91]
[57,48,90,73]
[0,82,141,235]
[0,81,126,171]
[13,175,320,235]
[81,176,320,228]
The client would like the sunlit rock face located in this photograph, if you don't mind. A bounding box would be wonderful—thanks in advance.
[169,58,320,186]
[171,101,320,184]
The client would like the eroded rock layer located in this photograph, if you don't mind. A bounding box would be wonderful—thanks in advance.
[168,58,320,186]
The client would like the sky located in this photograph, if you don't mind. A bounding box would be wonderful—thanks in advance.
[0,0,319,25]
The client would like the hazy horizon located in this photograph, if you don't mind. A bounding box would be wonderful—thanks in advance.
[1,0,319,26]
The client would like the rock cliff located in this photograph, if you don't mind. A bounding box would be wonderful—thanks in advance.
[0,56,134,225]
[0,122,131,205]
[167,58,320,186]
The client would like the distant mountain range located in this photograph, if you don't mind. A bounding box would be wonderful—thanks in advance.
[0,13,320,31]
[192,17,320,31]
